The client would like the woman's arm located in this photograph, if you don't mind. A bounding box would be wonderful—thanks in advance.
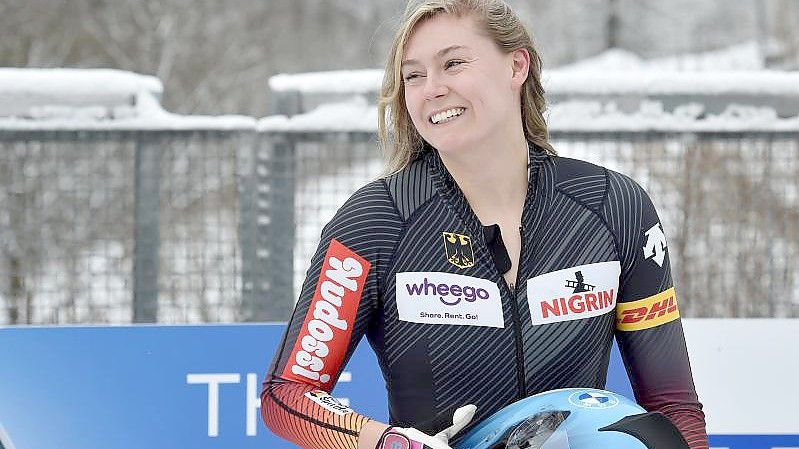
[261,181,407,449]
[261,237,377,449]
[604,170,709,449]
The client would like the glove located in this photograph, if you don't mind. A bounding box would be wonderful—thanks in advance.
[376,404,477,449]
[433,404,477,443]
[376,427,452,449]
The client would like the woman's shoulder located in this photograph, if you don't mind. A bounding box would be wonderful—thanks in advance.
[334,178,397,219]
[381,156,437,221]
[550,155,653,211]
[318,178,404,254]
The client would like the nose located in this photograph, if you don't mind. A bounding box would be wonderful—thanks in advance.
[423,73,448,100]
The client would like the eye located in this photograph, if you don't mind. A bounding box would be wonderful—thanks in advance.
[403,72,424,83]
[445,59,465,69]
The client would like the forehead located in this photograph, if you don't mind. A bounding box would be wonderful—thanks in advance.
[403,13,493,61]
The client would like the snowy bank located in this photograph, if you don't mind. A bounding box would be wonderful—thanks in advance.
[0,68,254,131]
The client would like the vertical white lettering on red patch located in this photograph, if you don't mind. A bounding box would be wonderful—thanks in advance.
[282,239,370,388]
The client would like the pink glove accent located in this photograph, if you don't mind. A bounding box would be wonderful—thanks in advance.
[377,428,425,449]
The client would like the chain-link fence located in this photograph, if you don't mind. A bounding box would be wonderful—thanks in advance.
[0,130,256,324]
[0,129,797,324]
[280,130,799,319]
[552,132,798,318]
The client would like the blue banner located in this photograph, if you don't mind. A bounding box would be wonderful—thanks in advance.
[0,324,791,449]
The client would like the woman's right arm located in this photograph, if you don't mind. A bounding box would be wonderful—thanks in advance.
[261,182,403,449]
[261,237,384,449]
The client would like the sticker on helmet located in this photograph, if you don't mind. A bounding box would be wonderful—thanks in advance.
[568,391,620,409]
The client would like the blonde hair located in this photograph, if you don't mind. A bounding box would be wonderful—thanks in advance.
[378,0,556,175]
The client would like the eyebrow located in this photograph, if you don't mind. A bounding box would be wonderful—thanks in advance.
[401,45,469,69]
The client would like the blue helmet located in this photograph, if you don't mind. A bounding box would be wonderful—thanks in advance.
[455,388,689,449]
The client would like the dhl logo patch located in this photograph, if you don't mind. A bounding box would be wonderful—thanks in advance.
[615,287,679,331]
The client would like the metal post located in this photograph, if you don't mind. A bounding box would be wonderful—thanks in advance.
[253,134,296,321]
[133,133,162,322]
[239,130,264,321]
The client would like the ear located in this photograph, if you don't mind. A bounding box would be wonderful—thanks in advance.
[510,48,530,90]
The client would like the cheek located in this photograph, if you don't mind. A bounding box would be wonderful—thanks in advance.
[404,89,425,124]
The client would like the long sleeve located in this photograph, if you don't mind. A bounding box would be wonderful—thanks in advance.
[604,171,709,449]
[261,181,404,449]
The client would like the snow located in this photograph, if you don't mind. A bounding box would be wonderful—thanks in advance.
[269,70,383,94]
[543,70,799,96]
[546,100,799,131]
[258,96,377,132]
[0,68,255,131]
[557,41,765,72]
[4,44,799,133]
[0,68,163,109]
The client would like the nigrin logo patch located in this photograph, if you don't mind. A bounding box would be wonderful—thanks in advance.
[526,261,621,326]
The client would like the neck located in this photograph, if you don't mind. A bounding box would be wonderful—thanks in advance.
[440,132,529,223]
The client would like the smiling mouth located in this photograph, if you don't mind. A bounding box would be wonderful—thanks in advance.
[430,108,465,124]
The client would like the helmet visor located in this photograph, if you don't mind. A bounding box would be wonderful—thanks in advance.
[504,411,571,449]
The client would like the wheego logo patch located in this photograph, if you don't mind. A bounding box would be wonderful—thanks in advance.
[281,239,370,388]
[443,232,475,268]
[526,261,621,325]
[404,277,491,306]
[616,287,679,331]
[396,272,504,328]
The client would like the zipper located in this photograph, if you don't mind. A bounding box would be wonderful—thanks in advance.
[496,226,527,401]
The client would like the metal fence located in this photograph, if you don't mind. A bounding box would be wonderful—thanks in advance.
[0,129,797,324]
[0,130,256,324]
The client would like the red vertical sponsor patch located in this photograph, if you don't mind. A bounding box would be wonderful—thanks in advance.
[281,239,370,390]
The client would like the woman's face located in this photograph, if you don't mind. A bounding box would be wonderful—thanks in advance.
[401,13,527,156]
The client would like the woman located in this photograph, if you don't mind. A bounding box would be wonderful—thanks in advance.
[261,1,708,449]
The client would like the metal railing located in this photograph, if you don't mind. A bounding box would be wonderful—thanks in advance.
[1,128,797,324]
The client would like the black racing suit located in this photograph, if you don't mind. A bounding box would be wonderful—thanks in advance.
[262,145,708,449]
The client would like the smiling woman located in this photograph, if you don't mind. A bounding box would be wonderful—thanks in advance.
[401,15,523,160]
[379,0,554,176]
[261,2,708,449]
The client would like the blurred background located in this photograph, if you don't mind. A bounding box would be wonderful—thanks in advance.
[2,0,799,116]
[1,0,798,325]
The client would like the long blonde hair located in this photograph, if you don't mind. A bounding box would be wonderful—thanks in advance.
[378,0,556,175]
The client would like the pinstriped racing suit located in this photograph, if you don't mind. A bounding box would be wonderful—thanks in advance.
[261,145,708,449]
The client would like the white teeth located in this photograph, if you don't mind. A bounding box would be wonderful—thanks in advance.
[431,108,465,124]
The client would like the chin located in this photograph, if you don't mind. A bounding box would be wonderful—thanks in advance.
[426,135,470,154]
